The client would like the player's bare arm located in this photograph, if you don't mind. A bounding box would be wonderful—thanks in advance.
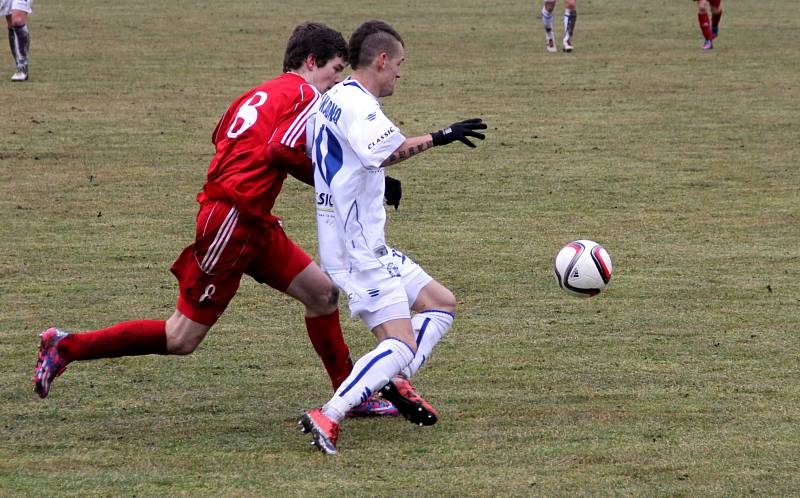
[381,135,434,167]
[381,118,488,168]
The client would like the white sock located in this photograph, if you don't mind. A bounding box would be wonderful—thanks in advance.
[564,9,577,42]
[322,338,414,422]
[402,310,454,379]
[541,7,554,35]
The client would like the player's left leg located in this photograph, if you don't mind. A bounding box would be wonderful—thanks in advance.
[283,263,354,390]
[709,0,722,39]
[7,4,31,81]
[373,249,456,425]
[562,0,577,52]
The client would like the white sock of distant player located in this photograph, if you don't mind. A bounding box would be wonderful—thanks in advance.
[401,310,454,379]
[563,9,577,44]
[10,25,29,68]
[541,6,554,37]
[322,338,414,422]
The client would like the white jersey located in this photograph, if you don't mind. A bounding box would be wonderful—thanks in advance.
[308,78,406,273]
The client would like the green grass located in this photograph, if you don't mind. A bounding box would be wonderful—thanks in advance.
[2,0,799,495]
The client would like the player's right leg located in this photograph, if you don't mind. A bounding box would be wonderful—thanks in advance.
[540,0,557,53]
[697,0,714,49]
[34,312,210,398]
[301,320,415,454]
[300,270,416,454]
[34,200,250,398]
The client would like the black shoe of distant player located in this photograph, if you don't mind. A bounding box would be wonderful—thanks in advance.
[379,375,438,426]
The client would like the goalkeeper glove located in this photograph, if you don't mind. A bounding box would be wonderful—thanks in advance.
[385,175,402,210]
[431,118,487,148]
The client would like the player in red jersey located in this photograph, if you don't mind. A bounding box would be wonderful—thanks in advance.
[696,0,723,50]
[32,22,397,418]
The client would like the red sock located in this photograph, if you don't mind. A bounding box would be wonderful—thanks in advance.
[58,320,168,362]
[305,310,353,390]
[698,12,713,40]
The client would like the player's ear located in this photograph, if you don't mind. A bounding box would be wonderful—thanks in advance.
[377,52,387,70]
[305,53,317,70]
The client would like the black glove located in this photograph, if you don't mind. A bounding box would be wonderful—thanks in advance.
[384,175,402,210]
[431,118,487,148]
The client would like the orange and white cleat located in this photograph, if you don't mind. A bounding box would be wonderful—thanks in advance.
[299,408,340,455]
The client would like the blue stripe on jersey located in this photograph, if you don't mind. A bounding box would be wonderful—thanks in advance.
[314,124,343,186]
[338,348,393,397]
[343,80,369,95]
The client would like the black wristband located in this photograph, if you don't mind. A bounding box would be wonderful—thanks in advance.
[431,129,446,147]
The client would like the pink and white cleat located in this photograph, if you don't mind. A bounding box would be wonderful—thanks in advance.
[33,328,70,398]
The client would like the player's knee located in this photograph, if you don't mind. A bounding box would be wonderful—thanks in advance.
[434,287,457,315]
[306,281,339,315]
[10,12,27,27]
[165,317,208,355]
[326,285,340,309]
[168,340,198,355]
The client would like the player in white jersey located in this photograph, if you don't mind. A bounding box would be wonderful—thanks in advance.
[299,20,487,455]
[2,0,32,80]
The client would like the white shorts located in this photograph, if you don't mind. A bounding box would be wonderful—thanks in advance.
[330,246,433,330]
[1,0,32,15]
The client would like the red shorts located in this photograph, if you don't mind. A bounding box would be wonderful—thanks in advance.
[170,200,312,326]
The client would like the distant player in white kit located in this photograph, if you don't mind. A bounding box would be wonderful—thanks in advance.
[299,20,488,455]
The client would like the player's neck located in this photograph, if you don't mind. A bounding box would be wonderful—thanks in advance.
[350,72,380,99]
[286,69,309,82]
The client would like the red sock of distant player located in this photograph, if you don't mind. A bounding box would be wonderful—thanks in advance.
[57,320,168,362]
[305,310,353,390]
[698,12,713,40]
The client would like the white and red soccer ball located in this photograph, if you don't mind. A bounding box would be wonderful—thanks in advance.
[554,240,613,298]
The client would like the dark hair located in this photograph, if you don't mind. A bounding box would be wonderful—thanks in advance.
[348,20,404,70]
[283,22,348,72]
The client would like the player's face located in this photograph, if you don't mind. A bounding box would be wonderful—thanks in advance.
[379,42,405,98]
[312,56,347,92]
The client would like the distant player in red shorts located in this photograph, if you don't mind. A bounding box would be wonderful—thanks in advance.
[696,0,723,50]
[32,22,398,417]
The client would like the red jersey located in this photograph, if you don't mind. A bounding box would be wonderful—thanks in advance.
[199,72,318,223]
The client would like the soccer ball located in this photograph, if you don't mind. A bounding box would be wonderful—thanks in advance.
[554,240,613,298]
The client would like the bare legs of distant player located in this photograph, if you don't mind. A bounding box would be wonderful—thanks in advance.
[540,0,577,53]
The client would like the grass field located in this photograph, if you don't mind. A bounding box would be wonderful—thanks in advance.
[2,0,799,495]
